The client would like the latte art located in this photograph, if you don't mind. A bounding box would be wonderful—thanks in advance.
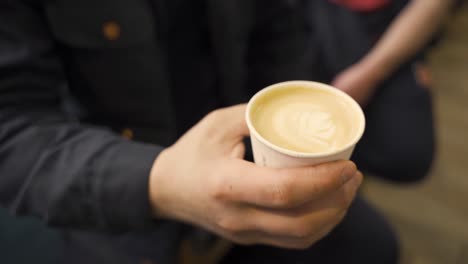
[273,103,338,151]
[251,86,357,153]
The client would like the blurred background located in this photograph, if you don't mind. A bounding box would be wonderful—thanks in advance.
[362,4,468,263]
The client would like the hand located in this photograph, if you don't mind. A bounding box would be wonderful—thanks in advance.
[332,63,383,107]
[149,104,363,249]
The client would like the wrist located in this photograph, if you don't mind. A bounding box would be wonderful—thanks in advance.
[358,58,392,85]
[148,147,173,219]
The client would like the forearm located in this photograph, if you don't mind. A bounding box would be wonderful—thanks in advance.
[0,109,162,231]
[359,0,454,81]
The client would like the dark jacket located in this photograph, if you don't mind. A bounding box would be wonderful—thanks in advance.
[0,0,307,247]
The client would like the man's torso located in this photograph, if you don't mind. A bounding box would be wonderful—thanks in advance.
[44,0,254,145]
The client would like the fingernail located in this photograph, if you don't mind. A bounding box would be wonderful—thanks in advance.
[341,163,356,184]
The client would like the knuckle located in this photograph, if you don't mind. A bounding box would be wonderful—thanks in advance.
[210,186,225,201]
[270,176,294,207]
[209,174,228,201]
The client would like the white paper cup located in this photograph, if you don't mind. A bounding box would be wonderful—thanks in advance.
[246,81,365,168]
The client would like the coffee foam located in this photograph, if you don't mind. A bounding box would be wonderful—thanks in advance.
[250,85,357,154]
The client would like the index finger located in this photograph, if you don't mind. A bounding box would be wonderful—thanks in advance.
[220,159,357,209]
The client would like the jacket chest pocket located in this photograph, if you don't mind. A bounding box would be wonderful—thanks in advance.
[44,0,175,131]
[45,0,155,48]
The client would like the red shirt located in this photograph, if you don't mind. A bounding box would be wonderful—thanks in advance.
[330,0,391,12]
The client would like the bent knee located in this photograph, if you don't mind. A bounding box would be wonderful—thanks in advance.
[376,145,435,182]
[356,140,435,183]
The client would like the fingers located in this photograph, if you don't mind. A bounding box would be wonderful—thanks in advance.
[214,180,356,249]
[216,159,358,209]
[245,202,346,239]
[211,161,361,249]
[242,170,358,237]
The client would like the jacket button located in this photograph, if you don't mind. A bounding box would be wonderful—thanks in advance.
[102,21,120,41]
[121,128,134,140]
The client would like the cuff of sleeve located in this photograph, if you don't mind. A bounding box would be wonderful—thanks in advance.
[98,140,162,231]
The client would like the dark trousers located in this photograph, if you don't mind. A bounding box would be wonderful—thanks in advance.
[220,196,398,264]
[352,63,435,182]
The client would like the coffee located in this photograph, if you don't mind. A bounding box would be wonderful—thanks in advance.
[249,85,358,154]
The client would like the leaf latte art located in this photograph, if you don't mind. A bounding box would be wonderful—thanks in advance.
[273,103,338,151]
[251,86,357,154]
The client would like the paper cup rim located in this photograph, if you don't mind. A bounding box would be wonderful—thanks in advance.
[245,80,366,158]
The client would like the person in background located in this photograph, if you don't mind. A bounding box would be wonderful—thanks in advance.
[305,0,455,182]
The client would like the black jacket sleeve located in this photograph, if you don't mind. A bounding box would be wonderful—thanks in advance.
[0,0,161,232]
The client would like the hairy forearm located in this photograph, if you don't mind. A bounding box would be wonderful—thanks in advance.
[360,0,454,81]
